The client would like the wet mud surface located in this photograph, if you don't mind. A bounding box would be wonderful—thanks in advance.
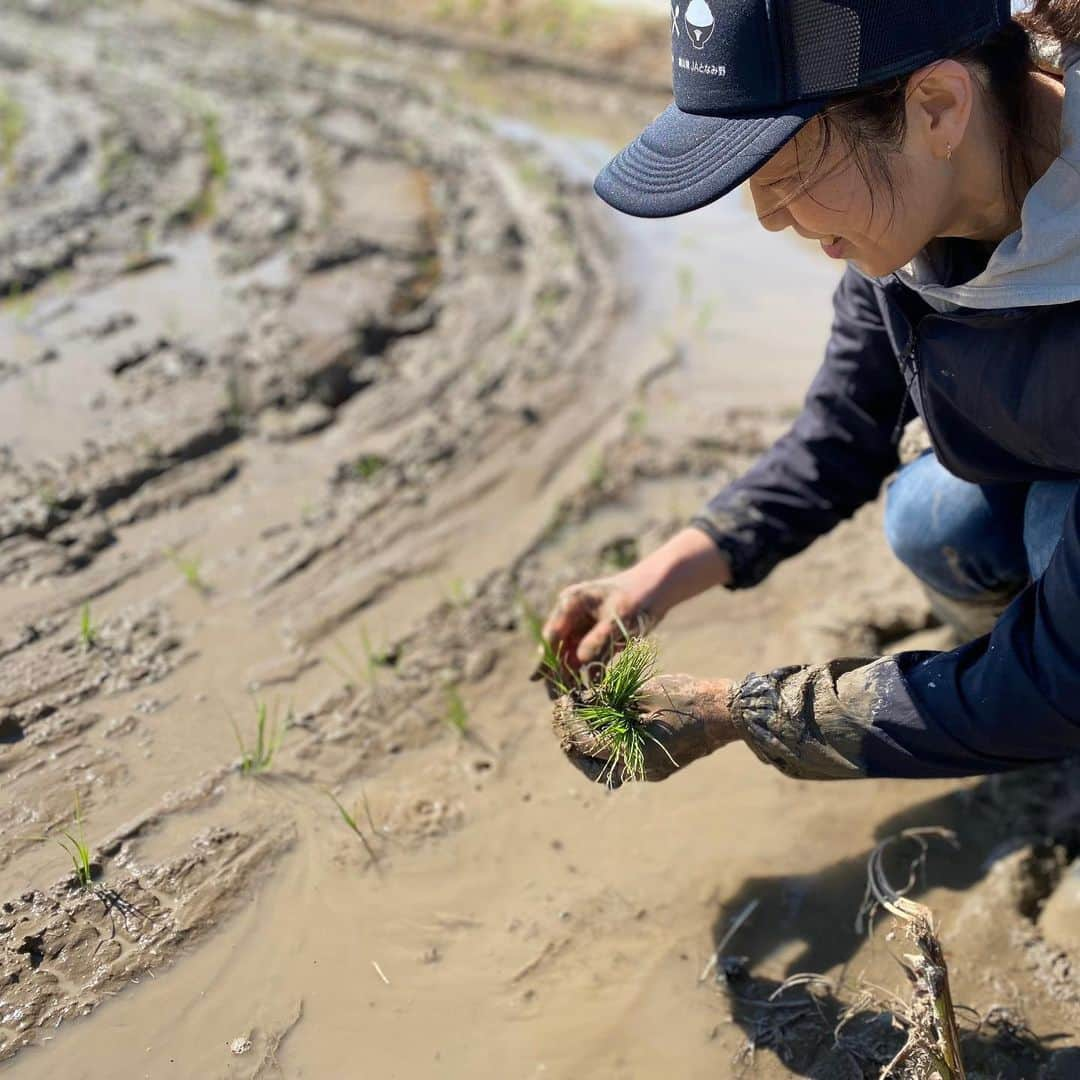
[1,1,1079,1077]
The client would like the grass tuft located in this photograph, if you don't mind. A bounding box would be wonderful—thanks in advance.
[600,536,639,572]
[0,90,25,185]
[79,603,98,649]
[587,453,608,491]
[167,105,228,226]
[444,577,470,609]
[328,791,381,867]
[166,548,209,594]
[351,453,388,480]
[443,685,470,737]
[325,626,396,690]
[231,700,287,775]
[33,791,94,890]
[574,637,673,787]
[201,111,228,184]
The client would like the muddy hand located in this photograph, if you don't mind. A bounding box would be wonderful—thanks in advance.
[530,576,654,697]
[552,674,737,788]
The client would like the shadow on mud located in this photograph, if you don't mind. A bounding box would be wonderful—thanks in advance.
[710,763,1080,1076]
[722,966,1079,1078]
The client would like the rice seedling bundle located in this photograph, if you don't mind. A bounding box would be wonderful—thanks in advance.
[559,637,674,787]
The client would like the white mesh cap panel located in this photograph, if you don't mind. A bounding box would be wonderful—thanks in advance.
[789,0,862,97]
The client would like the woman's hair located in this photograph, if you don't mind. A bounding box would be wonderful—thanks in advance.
[1024,0,1080,42]
[787,1,1080,221]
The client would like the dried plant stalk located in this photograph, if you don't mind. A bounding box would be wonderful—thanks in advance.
[868,830,966,1080]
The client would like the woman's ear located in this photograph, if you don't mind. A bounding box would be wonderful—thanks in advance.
[906,59,975,161]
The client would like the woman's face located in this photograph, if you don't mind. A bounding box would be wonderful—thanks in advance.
[748,115,947,278]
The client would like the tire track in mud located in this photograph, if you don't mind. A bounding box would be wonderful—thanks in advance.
[0,0,770,1062]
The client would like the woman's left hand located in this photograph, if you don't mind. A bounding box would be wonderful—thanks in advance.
[552,674,738,788]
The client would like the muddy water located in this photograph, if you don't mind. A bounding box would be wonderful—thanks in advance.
[1,3,1077,1079]
[492,116,842,414]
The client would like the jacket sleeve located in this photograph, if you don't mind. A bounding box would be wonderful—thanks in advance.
[693,266,911,589]
[729,490,1080,780]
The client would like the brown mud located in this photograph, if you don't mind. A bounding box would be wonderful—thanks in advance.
[1,1,1078,1077]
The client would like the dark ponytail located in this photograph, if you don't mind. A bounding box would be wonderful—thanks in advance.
[1019,0,1080,45]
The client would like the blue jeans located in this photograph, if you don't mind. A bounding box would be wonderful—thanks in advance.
[885,453,1079,600]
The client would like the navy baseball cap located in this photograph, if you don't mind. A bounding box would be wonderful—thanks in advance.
[596,0,1012,218]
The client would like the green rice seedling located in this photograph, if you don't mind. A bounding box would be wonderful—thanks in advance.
[327,791,380,867]
[166,548,209,594]
[79,603,98,649]
[571,637,675,787]
[200,111,228,184]
[519,593,579,696]
[444,685,470,737]
[601,536,640,572]
[445,577,469,609]
[224,369,247,425]
[168,107,228,225]
[33,791,94,889]
[325,627,396,690]
[587,453,608,491]
[231,701,287,775]
[627,406,648,436]
[59,795,94,889]
[351,453,387,481]
[360,628,396,678]
[0,90,25,184]
[98,133,137,193]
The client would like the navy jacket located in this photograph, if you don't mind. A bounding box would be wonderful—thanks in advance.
[694,253,1080,779]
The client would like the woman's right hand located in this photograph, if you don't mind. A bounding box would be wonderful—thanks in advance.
[534,571,657,689]
[532,528,733,693]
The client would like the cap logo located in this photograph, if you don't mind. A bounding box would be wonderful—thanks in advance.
[684,0,716,50]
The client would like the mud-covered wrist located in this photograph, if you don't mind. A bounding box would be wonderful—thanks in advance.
[728,670,803,776]
[728,666,870,781]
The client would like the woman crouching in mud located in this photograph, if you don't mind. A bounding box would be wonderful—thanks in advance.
[541,0,1080,786]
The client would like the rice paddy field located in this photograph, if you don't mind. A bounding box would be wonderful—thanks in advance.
[1,1,1079,1076]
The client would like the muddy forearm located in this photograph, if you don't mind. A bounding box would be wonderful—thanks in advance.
[732,650,1080,783]
[727,660,877,780]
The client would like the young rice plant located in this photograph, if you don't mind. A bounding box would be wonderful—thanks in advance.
[166,547,209,594]
[33,791,94,889]
[79,602,98,649]
[520,594,578,697]
[444,685,470,737]
[231,701,287,775]
[327,791,381,868]
[573,637,675,787]
[325,626,395,691]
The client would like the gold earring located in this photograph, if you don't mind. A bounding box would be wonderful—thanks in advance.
[946,142,953,162]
